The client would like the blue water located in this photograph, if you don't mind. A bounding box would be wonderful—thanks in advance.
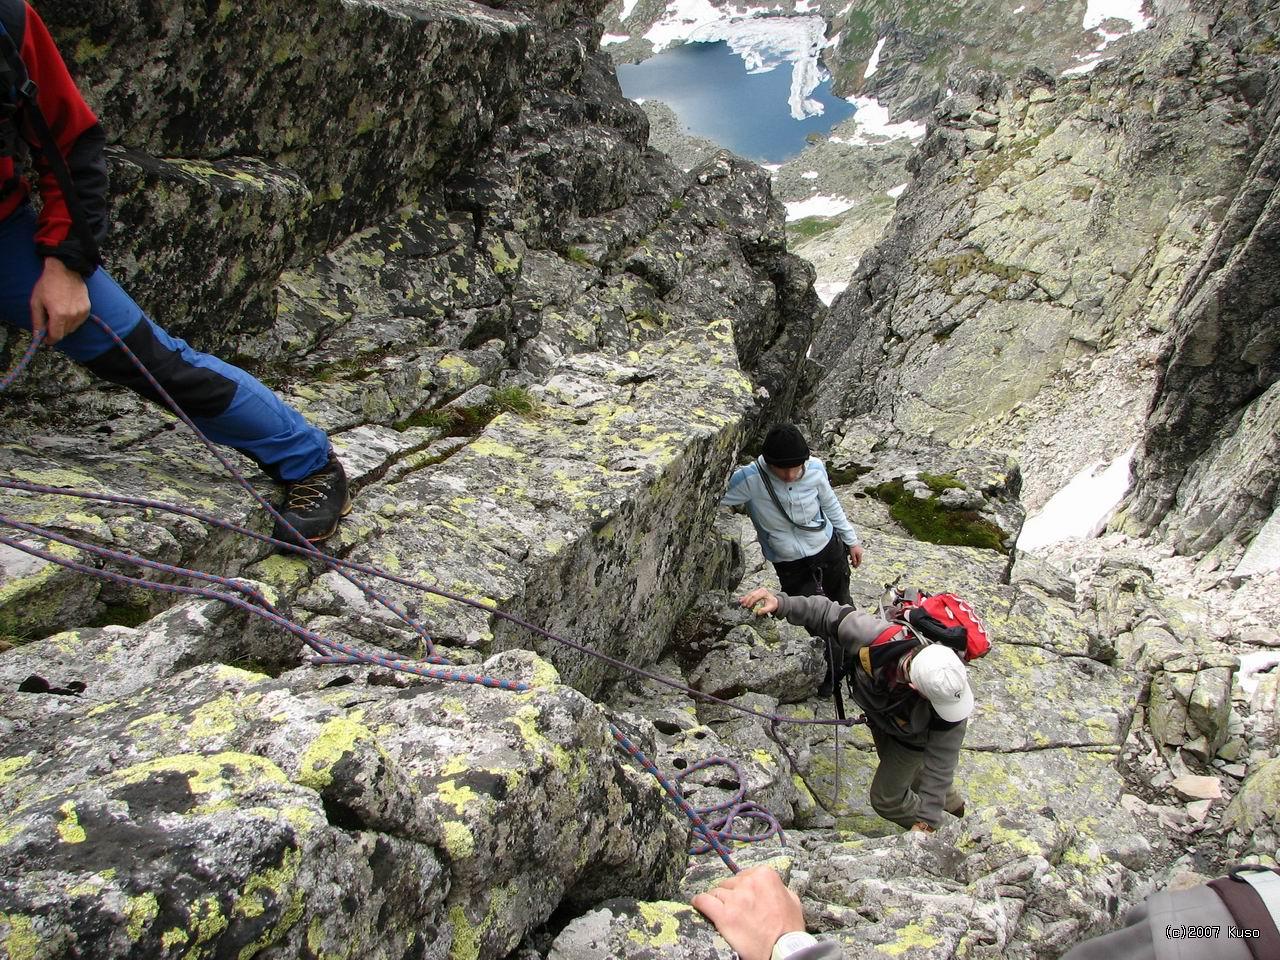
[616,40,855,164]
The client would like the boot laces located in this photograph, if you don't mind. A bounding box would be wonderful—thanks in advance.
[285,472,336,512]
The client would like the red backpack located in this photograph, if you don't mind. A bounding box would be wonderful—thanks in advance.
[878,586,991,663]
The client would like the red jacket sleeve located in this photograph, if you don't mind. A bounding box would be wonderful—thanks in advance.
[18,2,108,272]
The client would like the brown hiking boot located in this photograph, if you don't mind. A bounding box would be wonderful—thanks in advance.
[272,452,351,545]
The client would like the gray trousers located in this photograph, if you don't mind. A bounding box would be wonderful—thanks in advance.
[869,727,963,829]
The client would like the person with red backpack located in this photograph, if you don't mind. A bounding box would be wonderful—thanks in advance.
[0,0,349,544]
[741,585,974,832]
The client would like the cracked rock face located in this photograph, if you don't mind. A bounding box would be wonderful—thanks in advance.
[809,14,1274,516]
[46,0,531,256]
[1119,82,1280,561]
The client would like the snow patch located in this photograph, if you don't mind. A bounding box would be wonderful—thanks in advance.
[602,33,631,45]
[815,280,849,304]
[1063,0,1151,75]
[1083,0,1150,31]
[1018,446,1134,551]
[864,37,887,78]
[801,170,820,180]
[1238,651,1280,697]
[619,0,640,21]
[1013,3,1026,11]
[830,96,927,144]
[886,182,907,198]
[785,194,856,219]
[761,162,783,173]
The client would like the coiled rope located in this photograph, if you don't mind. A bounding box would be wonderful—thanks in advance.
[0,315,861,872]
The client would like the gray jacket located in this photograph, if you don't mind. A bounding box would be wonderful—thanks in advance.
[1061,878,1269,959]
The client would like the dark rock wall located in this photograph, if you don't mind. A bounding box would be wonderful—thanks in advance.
[1121,63,1280,555]
[45,0,530,252]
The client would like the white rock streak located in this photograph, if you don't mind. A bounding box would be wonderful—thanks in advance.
[864,36,886,78]
[644,5,831,119]
[1018,446,1135,551]
[1235,507,1280,578]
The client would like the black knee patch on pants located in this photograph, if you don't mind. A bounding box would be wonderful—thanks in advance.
[84,318,238,419]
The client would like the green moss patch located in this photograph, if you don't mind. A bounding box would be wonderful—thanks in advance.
[927,249,1038,302]
[785,216,841,242]
[870,480,1007,553]
[826,464,872,486]
[395,386,540,436]
[919,472,963,494]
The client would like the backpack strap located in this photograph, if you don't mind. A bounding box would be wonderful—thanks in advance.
[1209,866,1280,960]
[758,459,826,533]
[0,0,22,161]
[828,606,858,721]
[0,14,100,268]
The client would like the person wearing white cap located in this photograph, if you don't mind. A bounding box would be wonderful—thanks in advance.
[740,586,974,832]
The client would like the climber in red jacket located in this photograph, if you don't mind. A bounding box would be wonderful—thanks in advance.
[0,0,349,544]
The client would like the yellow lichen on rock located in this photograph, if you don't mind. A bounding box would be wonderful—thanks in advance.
[296,713,378,790]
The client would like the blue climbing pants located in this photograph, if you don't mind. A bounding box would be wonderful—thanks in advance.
[1,205,330,482]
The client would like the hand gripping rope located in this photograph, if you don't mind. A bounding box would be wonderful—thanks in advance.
[0,316,861,873]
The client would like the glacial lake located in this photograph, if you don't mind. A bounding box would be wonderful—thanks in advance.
[616,40,856,164]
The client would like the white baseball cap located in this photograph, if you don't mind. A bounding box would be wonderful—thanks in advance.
[909,644,974,722]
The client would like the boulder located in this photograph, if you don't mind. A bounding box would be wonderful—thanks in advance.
[1220,758,1280,859]
[0,651,687,958]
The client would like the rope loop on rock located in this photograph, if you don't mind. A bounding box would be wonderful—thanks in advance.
[609,723,741,872]
[674,756,785,856]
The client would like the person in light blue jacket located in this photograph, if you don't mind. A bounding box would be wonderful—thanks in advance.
[720,424,863,694]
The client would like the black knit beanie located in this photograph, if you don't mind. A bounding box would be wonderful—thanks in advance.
[762,424,809,468]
